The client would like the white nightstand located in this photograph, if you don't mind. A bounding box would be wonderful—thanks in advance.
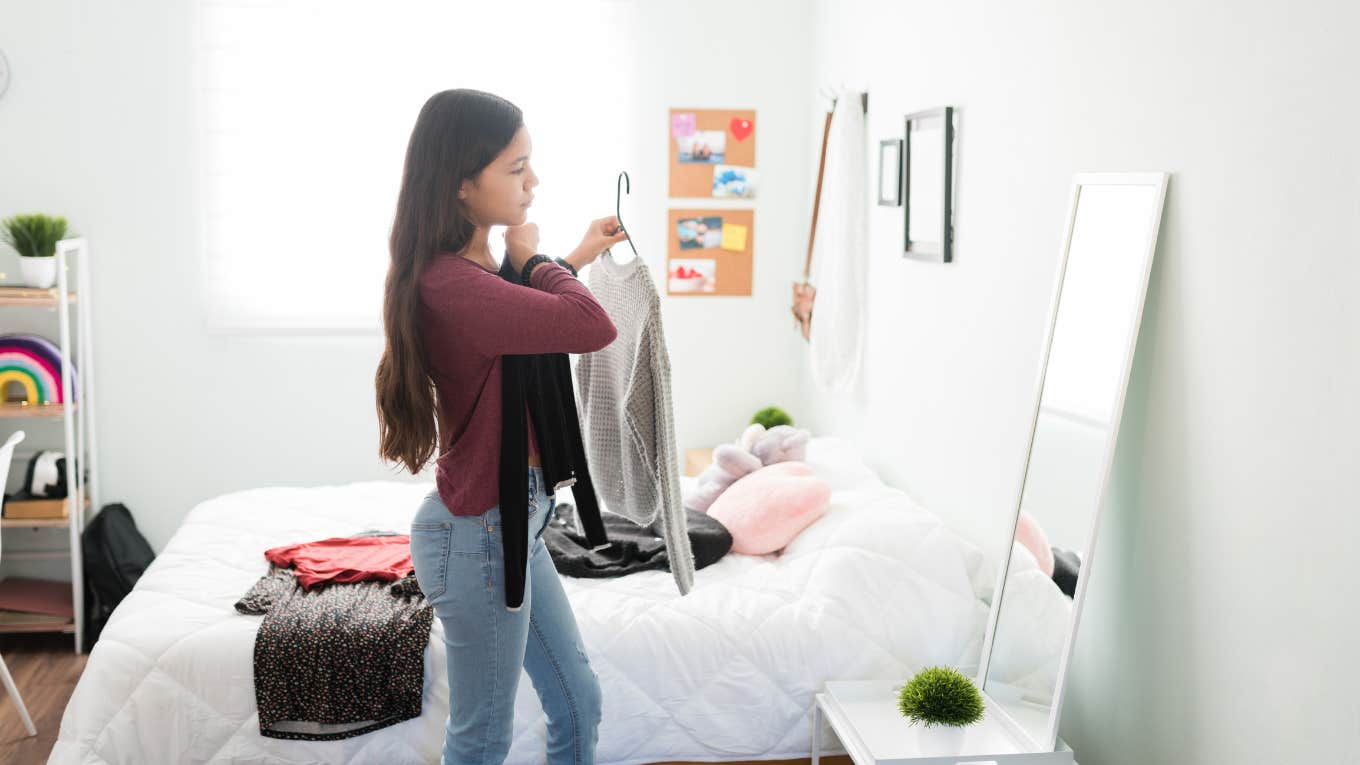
[812,680,1077,765]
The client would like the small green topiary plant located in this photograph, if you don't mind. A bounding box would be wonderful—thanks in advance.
[896,666,985,728]
[1,213,68,258]
[750,406,793,429]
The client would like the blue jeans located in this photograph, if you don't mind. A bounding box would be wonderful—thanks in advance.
[410,466,602,765]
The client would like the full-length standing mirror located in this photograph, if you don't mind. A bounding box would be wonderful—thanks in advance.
[978,172,1170,751]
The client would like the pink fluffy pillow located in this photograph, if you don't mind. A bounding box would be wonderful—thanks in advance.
[1015,510,1055,577]
[707,461,831,555]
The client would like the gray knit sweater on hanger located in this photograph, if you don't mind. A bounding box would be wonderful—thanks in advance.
[575,249,695,595]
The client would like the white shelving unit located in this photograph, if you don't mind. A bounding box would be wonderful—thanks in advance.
[0,238,102,654]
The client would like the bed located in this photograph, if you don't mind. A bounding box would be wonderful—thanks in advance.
[50,436,1002,765]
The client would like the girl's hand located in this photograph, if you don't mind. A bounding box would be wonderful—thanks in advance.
[504,223,540,272]
[574,216,632,264]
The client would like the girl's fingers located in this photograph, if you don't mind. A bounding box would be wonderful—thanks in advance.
[595,216,625,238]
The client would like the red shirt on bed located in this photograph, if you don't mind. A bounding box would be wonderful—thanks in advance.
[418,254,616,517]
[264,536,414,591]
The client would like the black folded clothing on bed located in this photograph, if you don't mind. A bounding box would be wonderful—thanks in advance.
[234,530,432,741]
[1051,546,1081,599]
[543,503,732,578]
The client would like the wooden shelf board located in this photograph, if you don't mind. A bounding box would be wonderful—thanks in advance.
[0,609,76,634]
[0,495,89,527]
[0,516,70,528]
[0,287,78,307]
[0,401,78,418]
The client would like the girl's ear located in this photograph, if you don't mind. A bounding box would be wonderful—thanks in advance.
[459,174,481,200]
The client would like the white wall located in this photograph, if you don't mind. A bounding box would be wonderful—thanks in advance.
[805,1,1360,763]
[0,0,812,560]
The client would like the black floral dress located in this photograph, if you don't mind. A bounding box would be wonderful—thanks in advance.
[235,532,432,741]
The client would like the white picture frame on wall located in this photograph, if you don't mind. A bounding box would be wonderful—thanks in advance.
[878,138,902,206]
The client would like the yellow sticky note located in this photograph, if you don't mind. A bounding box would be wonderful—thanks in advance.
[720,223,747,252]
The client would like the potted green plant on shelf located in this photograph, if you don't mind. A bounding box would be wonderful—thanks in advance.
[896,665,986,754]
[1,213,69,288]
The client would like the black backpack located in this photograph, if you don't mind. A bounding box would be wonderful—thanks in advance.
[80,503,155,651]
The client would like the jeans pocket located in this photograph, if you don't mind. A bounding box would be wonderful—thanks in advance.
[525,481,541,527]
[409,521,451,600]
[528,492,553,543]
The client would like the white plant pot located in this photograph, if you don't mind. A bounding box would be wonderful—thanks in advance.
[19,256,57,288]
[918,723,966,755]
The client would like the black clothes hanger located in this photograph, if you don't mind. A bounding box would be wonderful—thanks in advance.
[613,171,639,260]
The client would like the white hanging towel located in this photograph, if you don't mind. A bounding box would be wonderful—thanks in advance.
[808,92,868,393]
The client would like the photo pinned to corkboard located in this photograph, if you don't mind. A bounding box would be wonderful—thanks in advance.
[666,208,754,296]
[669,108,757,198]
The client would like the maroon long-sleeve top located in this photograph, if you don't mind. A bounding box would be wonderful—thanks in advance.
[419,254,618,517]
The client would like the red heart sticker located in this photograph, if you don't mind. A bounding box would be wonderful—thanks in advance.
[729,117,753,142]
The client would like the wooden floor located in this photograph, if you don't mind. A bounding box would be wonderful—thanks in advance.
[0,632,849,765]
[0,632,87,765]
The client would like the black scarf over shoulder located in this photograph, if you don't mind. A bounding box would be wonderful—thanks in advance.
[496,258,610,610]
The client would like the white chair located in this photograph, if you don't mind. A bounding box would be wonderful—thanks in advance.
[0,430,38,737]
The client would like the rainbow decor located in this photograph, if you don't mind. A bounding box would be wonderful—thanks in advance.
[0,333,77,405]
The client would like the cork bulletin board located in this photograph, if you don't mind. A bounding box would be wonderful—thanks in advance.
[666,207,754,297]
[668,108,757,198]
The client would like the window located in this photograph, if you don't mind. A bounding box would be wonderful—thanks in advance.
[197,0,635,331]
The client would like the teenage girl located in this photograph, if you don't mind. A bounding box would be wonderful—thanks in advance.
[376,88,629,765]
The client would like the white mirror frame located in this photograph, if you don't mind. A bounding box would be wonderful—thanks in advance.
[974,171,1170,752]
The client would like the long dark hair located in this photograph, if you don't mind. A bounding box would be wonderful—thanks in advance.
[376,89,523,474]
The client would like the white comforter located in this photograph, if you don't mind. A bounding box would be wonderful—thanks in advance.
[51,437,993,765]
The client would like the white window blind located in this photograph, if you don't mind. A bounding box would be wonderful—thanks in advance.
[197,0,635,331]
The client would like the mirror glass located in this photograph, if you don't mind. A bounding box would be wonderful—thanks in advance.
[907,116,944,234]
[981,178,1166,749]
